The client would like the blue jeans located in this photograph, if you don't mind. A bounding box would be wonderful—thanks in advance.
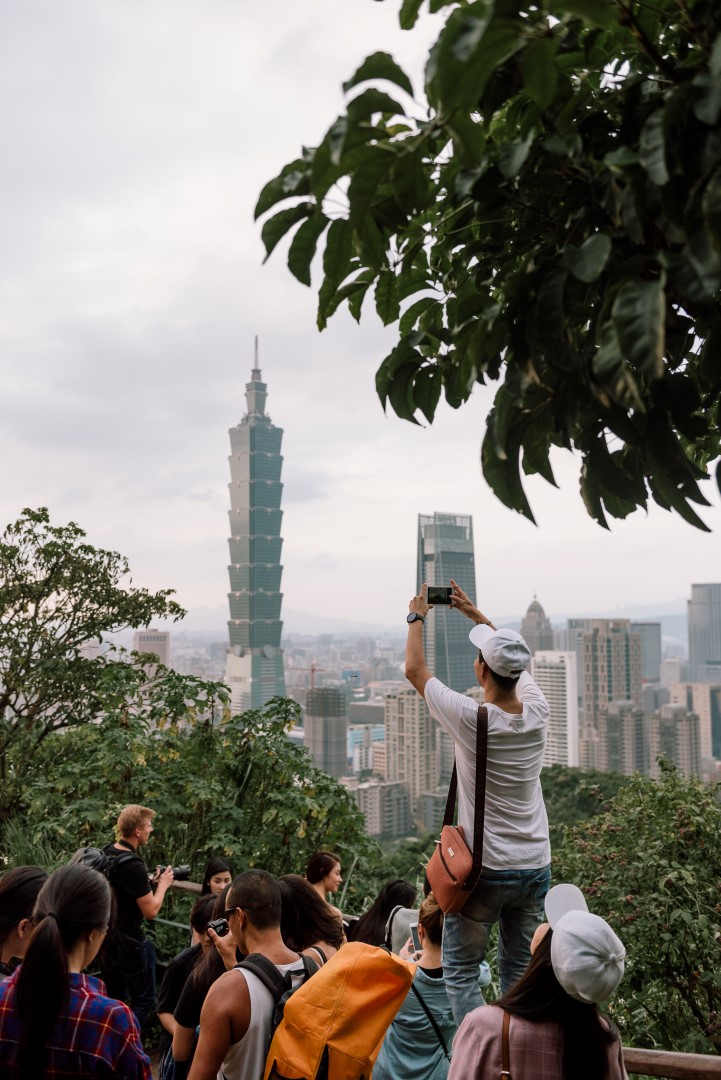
[442,863,551,1026]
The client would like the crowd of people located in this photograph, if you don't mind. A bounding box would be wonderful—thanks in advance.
[0,586,630,1078]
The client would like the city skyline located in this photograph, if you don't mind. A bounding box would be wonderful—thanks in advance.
[0,1,719,630]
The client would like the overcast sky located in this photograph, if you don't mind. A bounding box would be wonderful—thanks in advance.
[1,0,718,630]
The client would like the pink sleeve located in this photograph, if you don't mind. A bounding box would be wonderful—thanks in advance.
[447,1009,501,1080]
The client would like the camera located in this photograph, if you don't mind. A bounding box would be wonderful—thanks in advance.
[207,917,230,937]
[172,863,190,881]
[427,585,452,605]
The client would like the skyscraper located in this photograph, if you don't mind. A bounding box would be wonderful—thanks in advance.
[578,620,642,770]
[688,584,721,683]
[384,688,439,828]
[532,651,579,767]
[417,513,477,692]
[224,354,286,714]
[305,689,348,779]
[630,621,662,683]
[520,598,554,656]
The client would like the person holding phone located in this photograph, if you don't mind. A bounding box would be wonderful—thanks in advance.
[405,580,551,1027]
[374,894,456,1080]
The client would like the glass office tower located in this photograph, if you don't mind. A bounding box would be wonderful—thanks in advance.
[224,359,286,713]
[416,513,477,692]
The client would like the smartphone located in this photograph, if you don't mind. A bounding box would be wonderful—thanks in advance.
[410,922,421,953]
[427,586,452,605]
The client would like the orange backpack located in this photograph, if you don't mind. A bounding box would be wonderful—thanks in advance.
[263,941,415,1080]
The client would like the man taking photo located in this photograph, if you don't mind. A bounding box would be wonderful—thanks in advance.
[405,580,551,1026]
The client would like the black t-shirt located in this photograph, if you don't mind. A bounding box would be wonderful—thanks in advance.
[157,944,201,1059]
[173,968,207,1031]
[104,842,152,941]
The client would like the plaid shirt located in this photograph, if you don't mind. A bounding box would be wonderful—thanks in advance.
[0,968,151,1078]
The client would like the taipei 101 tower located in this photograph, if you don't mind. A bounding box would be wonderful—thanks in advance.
[224,341,287,713]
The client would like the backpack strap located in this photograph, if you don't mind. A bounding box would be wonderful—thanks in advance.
[410,982,451,1062]
[305,946,327,967]
[236,954,291,1000]
[384,905,403,949]
[441,705,489,890]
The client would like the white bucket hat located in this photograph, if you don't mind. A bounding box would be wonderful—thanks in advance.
[545,883,626,1004]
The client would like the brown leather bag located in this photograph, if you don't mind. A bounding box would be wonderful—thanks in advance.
[426,706,488,914]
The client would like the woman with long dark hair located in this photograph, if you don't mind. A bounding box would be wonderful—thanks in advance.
[278,874,344,965]
[305,851,342,902]
[0,865,48,978]
[0,861,150,1078]
[349,879,417,947]
[448,884,628,1080]
[200,858,233,897]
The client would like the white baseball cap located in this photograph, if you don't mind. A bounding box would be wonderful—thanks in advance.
[468,624,531,678]
[545,883,626,1004]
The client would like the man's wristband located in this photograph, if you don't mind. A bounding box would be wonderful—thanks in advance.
[407,612,425,625]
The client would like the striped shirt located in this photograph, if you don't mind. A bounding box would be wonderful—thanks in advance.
[0,968,151,1078]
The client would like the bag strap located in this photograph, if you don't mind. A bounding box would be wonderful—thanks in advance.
[442,705,489,889]
[410,982,451,1062]
[501,1009,511,1079]
[236,954,291,1000]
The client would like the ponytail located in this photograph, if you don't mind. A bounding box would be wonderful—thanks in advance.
[15,863,111,1077]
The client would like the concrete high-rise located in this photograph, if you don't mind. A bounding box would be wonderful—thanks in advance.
[597,701,647,775]
[648,704,701,779]
[520,598,554,656]
[669,683,721,761]
[532,651,579,767]
[630,621,662,683]
[688,584,721,683]
[132,629,171,668]
[305,689,348,779]
[417,513,476,692]
[224,354,286,713]
[578,620,642,770]
[385,688,439,826]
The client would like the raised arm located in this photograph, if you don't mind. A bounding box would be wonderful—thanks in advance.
[405,586,433,696]
[450,579,496,630]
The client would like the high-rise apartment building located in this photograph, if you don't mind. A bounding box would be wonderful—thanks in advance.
[304,689,348,779]
[669,683,721,760]
[385,688,439,824]
[579,620,642,770]
[532,651,579,767]
[520,598,554,656]
[630,622,663,683]
[224,358,286,713]
[648,704,701,779]
[688,584,721,683]
[132,629,171,668]
[417,513,477,692]
[597,701,647,775]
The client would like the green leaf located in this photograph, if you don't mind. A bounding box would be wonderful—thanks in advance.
[254,160,310,220]
[348,150,394,228]
[343,52,414,98]
[400,295,440,335]
[482,410,536,523]
[413,365,442,423]
[612,276,666,379]
[521,37,559,110]
[565,233,612,283]
[702,168,721,254]
[579,460,609,529]
[287,212,330,286]
[317,219,354,329]
[427,5,524,114]
[399,0,424,30]
[375,270,401,325]
[356,215,387,269]
[639,110,669,186]
[347,88,406,125]
[547,0,615,29]
[261,202,314,261]
[498,130,535,179]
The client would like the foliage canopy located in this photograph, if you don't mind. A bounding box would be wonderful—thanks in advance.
[555,761,721,1055]
[258,0,721,529]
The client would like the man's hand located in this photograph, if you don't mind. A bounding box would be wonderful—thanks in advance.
[157,865,174,890]
[408,584,431,619]
[450,579,495,629]
[208,925,238,971]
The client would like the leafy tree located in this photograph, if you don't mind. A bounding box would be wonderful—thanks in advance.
[0,507,227,816]
[555,761,721,1055]
[541,762,631,835]
[258,0,721,529]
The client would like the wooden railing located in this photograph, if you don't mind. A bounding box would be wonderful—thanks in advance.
[623,1047,721,1078]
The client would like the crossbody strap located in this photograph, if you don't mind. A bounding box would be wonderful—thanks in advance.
[441,705,489,889]
[410,982,451,1062]
[501,1009,511,1079]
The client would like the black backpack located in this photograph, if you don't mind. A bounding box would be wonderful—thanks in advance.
[72,845,137,882]
[237,953,319,1032]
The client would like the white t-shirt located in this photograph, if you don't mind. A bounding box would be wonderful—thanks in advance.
[425,672,550,870]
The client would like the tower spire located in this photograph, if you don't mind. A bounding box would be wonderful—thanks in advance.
[245,338,267,417]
